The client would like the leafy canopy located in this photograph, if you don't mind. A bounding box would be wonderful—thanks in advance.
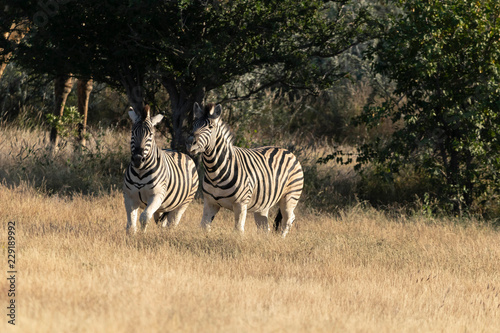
[359,0,500,214]
[12,0,379,148]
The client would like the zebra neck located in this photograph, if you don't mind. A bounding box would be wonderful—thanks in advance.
[132,143,164,176]
[203,132,234,183]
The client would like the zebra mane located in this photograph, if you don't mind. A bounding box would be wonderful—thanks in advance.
[219,120,235,146]
[198,103,235,145]
[140,105,150,120]
[203,103,216,114]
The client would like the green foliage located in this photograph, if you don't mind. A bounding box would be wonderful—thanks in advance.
[359,0,500,215]
[45,106,83,140]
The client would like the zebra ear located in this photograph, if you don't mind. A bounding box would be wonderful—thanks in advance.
[209,104,222,119]
[128,107,139,123]
[151,114,163,126]
[193,102,204,120]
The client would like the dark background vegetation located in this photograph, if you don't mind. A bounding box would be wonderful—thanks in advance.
[1,0,499,221]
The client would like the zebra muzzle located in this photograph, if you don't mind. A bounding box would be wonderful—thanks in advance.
[132,154,145,168]
[186,136,197,154]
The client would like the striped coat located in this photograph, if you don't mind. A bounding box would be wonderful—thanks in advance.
[186,103,303,237]
[123,106,198,233]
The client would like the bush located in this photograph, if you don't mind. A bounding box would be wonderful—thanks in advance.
[0,126,129,195]
[359,0,500,215]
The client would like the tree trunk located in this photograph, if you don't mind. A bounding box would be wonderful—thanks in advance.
[463,150,474,209]
[0,62,8,80]
[50,74,74,146]
[0,31,11,80]
[170,102,190,151]
[161,78,204,151]
[120,70,144,114]
[77,78,93,147]
[445,134,463,217]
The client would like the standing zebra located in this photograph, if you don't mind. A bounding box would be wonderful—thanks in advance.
[186,103,304,237]
[123,105,199,233]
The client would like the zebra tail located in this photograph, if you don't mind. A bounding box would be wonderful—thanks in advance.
[274,209,282,232]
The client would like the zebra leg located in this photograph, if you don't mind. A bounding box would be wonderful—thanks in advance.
[279,195,299,238]
[157,213,168,226]
[163,203,189,228]
[233,203,248,233]
[163,213,174,228]
[201,200,220,231]
[139,195,164,233]
[124,195,140,234]
[253,210,270,233]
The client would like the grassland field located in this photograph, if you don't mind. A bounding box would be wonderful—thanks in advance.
[0,127,499,333]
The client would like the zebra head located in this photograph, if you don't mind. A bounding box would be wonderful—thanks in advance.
[128,105,163,169]
[186,102,222,155]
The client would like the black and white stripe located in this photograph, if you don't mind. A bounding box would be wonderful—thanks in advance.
[123,106,199,233]
[186,103,303,237]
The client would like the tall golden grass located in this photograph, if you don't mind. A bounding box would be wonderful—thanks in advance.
[1,183,499,332]
[1,127,499,332]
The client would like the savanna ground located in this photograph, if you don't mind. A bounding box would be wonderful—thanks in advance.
[1,127,499,333]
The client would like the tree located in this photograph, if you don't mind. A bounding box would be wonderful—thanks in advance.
[359,0,500,214]
[0,2,29,79]
[13,0,380,149]
[151,0,379,148]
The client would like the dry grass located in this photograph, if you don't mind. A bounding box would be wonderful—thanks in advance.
[1,182,499,333]
[0,127,499,332]
[0,126,129,194]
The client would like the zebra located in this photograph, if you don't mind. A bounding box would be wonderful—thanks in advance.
[123,105,199,233]
[186,102,304,237]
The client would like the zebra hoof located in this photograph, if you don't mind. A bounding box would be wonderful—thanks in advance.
[126,227,137,235]
[281,228,290,238]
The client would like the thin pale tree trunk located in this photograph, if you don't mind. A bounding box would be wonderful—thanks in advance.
[77,78,93,147]
[50,74,74,146]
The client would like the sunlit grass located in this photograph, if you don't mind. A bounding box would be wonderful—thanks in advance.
[0,182,499,333]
